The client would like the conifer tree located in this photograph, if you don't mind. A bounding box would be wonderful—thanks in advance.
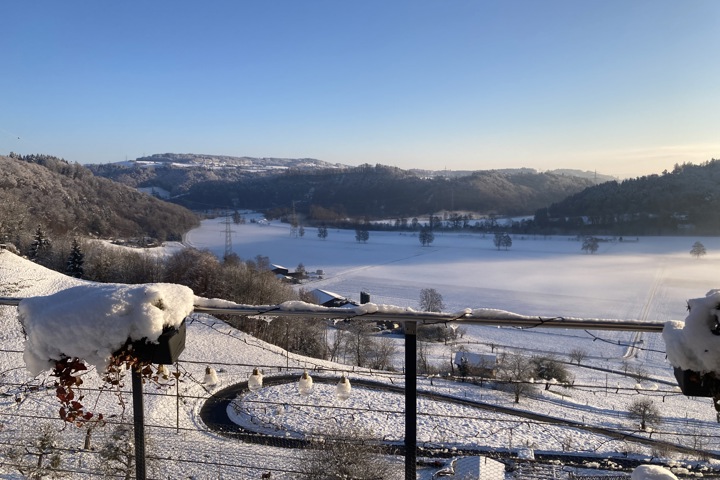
[65,238,85,278]
[28,225,51,262]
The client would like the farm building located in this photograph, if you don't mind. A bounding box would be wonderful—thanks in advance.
[454,352,498,378]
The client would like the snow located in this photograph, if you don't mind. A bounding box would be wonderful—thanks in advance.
[663,289,720,373]
[632,465,678,479]
[19,282,194,375]
[6,218,720,478]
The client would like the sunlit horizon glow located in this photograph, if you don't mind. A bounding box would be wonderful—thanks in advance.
[2,1,718,179]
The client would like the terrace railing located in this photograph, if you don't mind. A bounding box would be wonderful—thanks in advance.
[0,296,689,480]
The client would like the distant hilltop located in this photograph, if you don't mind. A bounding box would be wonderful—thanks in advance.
[111,153,615,183]
[121,153,350,171]
[410,167,616,183]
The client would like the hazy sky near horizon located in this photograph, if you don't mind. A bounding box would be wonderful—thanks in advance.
[2,1,719,178]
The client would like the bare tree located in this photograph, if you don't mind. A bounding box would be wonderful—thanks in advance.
[417,341,435,374]
[317,225,328,240]
[419,288,444,312]
[493,232,512,250]
[327,328,349,363]
[581,236,599,254]
[368,336,397,370]
[340,320,378,367]
[355,226,370,243]
[628,398,661,430]
[568,348,588,365]
[691,241,707,259]
[418,226,434,246]
[620,359,631,375]
[497,353,536,403]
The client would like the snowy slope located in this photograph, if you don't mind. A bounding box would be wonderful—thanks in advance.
[2,227,720,479]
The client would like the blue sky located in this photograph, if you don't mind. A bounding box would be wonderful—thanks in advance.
[2,1,718,177]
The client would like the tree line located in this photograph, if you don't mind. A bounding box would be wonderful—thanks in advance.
[537,159,720,235]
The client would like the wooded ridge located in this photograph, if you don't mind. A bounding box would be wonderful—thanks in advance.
[0,154,198,244]
[91,160,597,219]
[537,159,720,235]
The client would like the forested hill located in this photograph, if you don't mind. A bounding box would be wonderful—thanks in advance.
[540,160,720,234]
[174,164,595,219]
[0,154,198,243]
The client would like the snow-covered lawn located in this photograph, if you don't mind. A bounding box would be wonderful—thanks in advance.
[3,217,720,478]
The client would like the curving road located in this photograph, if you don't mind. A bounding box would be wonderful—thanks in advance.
[198,375,720,461]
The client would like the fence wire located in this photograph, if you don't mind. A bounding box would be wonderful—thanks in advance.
[0,303,718,479]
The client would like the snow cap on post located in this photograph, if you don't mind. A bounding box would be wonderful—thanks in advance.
[631,464,678,480]
[19,283,194,376]
[663,289,720,373]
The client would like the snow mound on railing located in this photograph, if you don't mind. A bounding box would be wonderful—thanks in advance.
[19,283,194,376]
[663,289,720,373]
[632,464,678,479]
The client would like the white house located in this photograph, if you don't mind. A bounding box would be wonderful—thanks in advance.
[434,456,505,479]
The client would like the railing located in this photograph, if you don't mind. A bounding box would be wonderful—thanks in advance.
[0,296,696,480]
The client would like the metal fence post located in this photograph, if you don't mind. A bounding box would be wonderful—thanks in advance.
[405,321,417,479]
[132,368,147,480]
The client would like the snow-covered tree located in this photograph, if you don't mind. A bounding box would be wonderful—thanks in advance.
[690,241,707,259]
[28,225,51,263]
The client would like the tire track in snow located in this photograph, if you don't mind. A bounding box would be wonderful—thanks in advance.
[299,247,442,291]
[623,262,665,360]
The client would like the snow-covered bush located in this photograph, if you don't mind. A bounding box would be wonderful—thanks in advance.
[663,290,720,373]
[300,422,401,480]
[18,282,194,425]
[4,424,62,479]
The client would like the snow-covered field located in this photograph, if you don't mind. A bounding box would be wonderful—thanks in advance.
[2,215,720,478]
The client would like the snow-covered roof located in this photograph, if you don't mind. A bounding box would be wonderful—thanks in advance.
[311,288,357,307]
[454,351,497,367]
